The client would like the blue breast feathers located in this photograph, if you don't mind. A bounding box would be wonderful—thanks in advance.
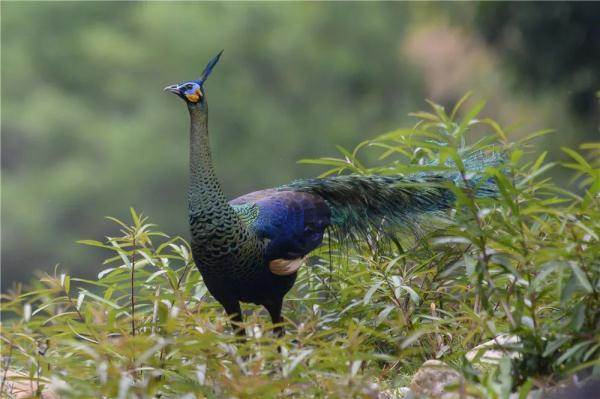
[230,189,331,260]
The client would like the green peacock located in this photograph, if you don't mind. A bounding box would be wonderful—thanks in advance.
[164,51,499,336]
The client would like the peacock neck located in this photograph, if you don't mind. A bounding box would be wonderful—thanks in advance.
[186,101,261,267]
[187,103,230,216]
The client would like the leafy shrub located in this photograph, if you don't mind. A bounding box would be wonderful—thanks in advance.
[2,96,598,398]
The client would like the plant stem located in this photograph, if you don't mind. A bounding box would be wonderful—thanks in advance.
[131,235,136,337]
[63,286,85,323]
[176,261,191,291]
[459,169,517,328]
[0,338,13,395]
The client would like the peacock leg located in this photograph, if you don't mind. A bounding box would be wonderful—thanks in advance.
[222,301,245,336]
[264,298,285,338]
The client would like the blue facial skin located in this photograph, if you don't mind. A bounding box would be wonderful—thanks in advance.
[181,82,201,97]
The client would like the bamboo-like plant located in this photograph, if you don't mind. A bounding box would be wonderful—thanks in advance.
[2,96,598,398]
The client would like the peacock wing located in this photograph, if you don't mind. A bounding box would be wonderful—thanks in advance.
[230,189,331,275]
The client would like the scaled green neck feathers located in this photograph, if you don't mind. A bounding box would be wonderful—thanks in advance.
[187,104,230,215]
[186,101,260,276]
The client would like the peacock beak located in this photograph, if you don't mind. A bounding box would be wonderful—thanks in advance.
[163,84,180,94]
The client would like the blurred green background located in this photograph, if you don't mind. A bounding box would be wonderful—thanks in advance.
[2,2,598,289]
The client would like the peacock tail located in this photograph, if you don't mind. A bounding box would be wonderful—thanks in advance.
[279,150,503,248]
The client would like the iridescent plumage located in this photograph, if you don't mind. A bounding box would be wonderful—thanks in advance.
[164,52,500,336]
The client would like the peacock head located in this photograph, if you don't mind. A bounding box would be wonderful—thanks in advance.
[164,50,223,106]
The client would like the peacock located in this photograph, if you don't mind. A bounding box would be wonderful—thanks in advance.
[164,51,499,336]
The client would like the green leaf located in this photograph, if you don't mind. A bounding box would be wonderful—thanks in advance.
[76,292,85,310]
[79,290,121,309]
[518,129,555,145]
[450,90,473,121]
[146,269,168,283]
[408,111,440,122]
[518,378,535,399]
[556,340,592,365]
[105,216,131,231]
[517,162,555,188]
[62,274,70,294]
[569,262,593,293]
[283,349,313,377]
[426,99,450,124]
[457,100,486,139]
[543,336,571,357]
[130,207,141,227]
[480,118,507,140]
[363,281,384,305]
[376,128,446,142]
[76,240,113,250]
[562,147,592,171]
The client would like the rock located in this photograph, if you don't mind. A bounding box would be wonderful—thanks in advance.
[379,386,412,399]
[409,360,469,399]
[1,369,57,399]
[466,334,521,364]
[508,389,543,399]
[536,379,600,399]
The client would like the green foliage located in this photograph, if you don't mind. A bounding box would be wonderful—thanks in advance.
[2,100,599,398]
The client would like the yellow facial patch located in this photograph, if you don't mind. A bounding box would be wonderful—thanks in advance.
[185,88,203,103]
[186,93,199,102]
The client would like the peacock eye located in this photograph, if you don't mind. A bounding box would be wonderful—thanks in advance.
[186,84,193,90]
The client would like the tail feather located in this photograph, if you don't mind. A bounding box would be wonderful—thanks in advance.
[280,151,503,247]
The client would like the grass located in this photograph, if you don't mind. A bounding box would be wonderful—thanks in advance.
[1,96,599,398]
